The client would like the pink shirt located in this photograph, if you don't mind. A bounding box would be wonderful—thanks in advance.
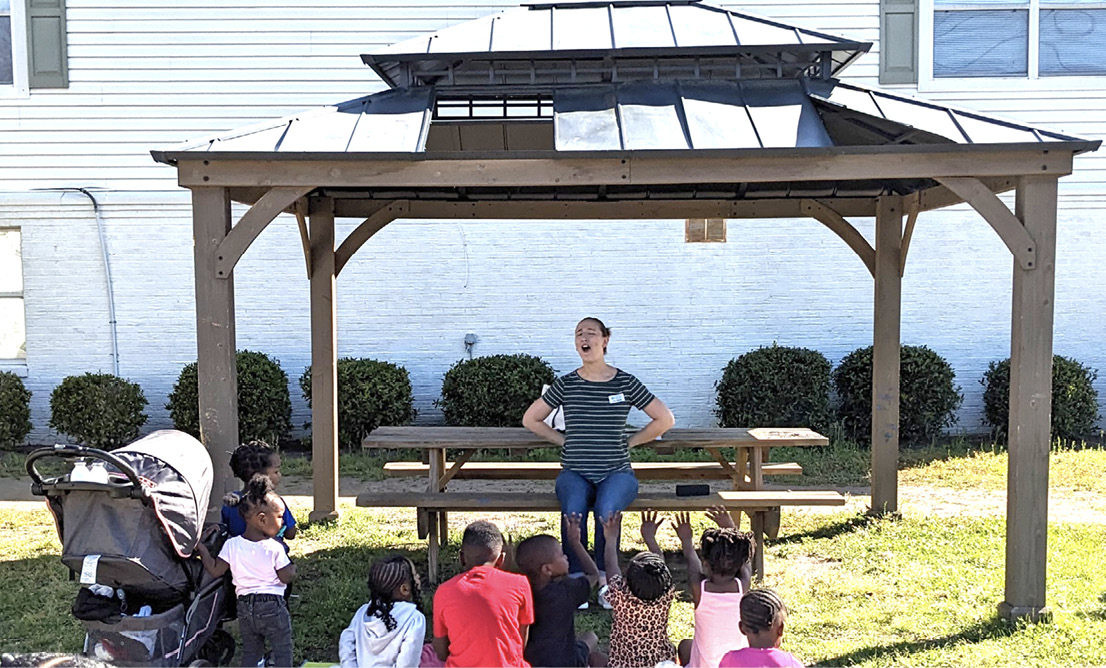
[687,588,747,668]
[719,647,804,668]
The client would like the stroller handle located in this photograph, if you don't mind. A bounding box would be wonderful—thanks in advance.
[26,444,150,502]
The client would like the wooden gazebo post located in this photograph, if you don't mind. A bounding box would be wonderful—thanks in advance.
[309,195,340,523]
[871,195,903,515]
[192,186,240,516]
[1000,174,1059,621]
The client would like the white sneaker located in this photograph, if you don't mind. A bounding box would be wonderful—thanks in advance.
[577,600,589,610]
[598,584,613,610]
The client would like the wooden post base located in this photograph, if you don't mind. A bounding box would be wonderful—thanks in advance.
[308,509,340,524]
[998,601,1052,623]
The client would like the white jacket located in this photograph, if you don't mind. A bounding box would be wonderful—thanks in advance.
[338,601,426,668]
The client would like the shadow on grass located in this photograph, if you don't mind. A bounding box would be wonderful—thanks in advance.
[771,513,876,545]
[814,615,1019,666]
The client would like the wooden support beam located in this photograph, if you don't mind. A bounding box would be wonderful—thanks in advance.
[308,196,339,524]
[999,175,1058,623]
[334,200,407,276]
[192,187,239,518]
[801,199,876,277]
[294,201,312,278]
[214,186,315,278]
[178,148,1073,188]
[935,177,1037,270]
[900,194,920,277]
[917,177,1016,212]
[871,196,902,516]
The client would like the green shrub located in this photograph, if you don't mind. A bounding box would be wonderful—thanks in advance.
[300,358,417,449]
[981,355,1100,442]
[166,350,293,444]
[49,373,147,449]
[436,354,555,427]
[0,371,32,449]
[832,345,963,445]
[714,343,832,431]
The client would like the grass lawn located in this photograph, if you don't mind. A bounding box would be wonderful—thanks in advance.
[3,497,1106,666]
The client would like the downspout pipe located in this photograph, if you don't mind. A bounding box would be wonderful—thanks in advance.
[33,187,120,376]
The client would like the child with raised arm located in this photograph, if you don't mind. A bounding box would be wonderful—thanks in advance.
[338,555,426,668]
[516,514,605,668]
[675,507,756,668]
[195,474,296,667]
[719,589,804,668]
[601,511,677,668]
[432,520,534,668]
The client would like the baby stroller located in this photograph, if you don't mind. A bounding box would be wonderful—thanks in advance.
[26,430,235,667]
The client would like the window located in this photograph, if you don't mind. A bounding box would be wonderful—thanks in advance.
[934,0,1106,78]
[1,0,13,86]
[0,229,26,362]
[685,219,726,243]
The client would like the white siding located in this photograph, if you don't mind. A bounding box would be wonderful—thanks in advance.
[1,1,1104,442]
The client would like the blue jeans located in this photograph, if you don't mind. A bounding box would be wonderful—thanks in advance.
[556,468,639,574]
[237,593,293,667]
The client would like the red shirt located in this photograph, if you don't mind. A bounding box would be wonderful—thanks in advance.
[433,565,535,668]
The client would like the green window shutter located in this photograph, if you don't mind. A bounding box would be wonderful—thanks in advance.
[26,0,68,88]
[880,0,918,84]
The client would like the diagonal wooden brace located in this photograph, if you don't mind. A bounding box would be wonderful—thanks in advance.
[936,177,1037,270]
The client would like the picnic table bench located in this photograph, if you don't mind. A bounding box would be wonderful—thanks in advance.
[359,426,844,582]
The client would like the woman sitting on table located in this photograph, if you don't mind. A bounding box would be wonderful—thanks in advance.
[523,317,675,608]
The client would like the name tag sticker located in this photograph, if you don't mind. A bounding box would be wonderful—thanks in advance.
[608,393,625,404]
[80,554,100,584]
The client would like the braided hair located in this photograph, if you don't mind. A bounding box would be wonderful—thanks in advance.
[740,588,788,634]
[366,556,422,632]
[223,473,275,517]
[229,440,278,484]
[700,527,755,579]
[625,551,673,602]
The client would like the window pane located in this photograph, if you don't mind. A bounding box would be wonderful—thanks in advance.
[0,17,13,86]
[0,2,10,14]
[934,10,1028,77]
[0,229,21,293]
[935,0,1027,5]
[1040,9,1106,75]
[0,298,26,359]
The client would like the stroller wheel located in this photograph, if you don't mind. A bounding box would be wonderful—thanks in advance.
[196,628,235,666]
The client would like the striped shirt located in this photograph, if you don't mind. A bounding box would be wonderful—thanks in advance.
[541,369,656,482]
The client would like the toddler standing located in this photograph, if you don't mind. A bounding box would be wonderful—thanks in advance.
[196,474,296,667]
[675,508,755,668]
[601,511,677,668]
[719,589,803,668]
[339,555,426,668]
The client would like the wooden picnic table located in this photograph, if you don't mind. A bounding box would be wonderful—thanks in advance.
[362,426,830,579]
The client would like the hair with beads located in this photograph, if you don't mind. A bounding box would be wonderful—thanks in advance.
[700,527,755,579]
[740,588,788,634]
[229,440,278,484]
[366,555,422,632]
[223,473,275,518]
[625,551,673,602]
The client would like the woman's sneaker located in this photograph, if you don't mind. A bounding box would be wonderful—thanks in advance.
[597,584,613,610]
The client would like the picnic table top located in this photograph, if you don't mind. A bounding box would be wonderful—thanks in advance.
[362,426,828,449]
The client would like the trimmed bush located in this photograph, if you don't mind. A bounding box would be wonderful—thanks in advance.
[981,355,1100,442]
[436,354,555,427]
[0,371,32,449]
[166,350,293,445]
[49,372,147,449]
[300,358,417,449]
[833,345,963,444]
[714,344,832,431]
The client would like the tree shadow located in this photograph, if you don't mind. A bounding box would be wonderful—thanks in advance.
[813,615,1020,666]
[1076,592,1106,622]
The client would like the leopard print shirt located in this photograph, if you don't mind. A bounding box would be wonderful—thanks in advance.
[606,574,677,668]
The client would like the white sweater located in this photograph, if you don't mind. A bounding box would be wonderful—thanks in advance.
[338,601,426,668]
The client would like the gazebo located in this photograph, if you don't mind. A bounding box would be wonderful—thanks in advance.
[152,0,1097,621]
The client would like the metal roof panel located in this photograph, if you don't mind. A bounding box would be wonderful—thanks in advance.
[553,87,623,150]
[679,81,761,149]
[616,81,690,149]
[611,6,677,48]
[552,6,613,50]
[490,9,552,52]
[667,4,737,47]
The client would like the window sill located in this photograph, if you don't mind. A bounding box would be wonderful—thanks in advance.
[0,362,28,377]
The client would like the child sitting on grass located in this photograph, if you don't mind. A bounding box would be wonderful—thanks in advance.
[719,589,803,668]
[196,474,296,668]
[515,514,605,668]
[601,510,677,668]
[675,507,755,668]
[432,520,534,667]
[339,555,426,668]
[222,440,297,548]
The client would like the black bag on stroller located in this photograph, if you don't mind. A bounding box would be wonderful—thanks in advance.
[27,430,236,667]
